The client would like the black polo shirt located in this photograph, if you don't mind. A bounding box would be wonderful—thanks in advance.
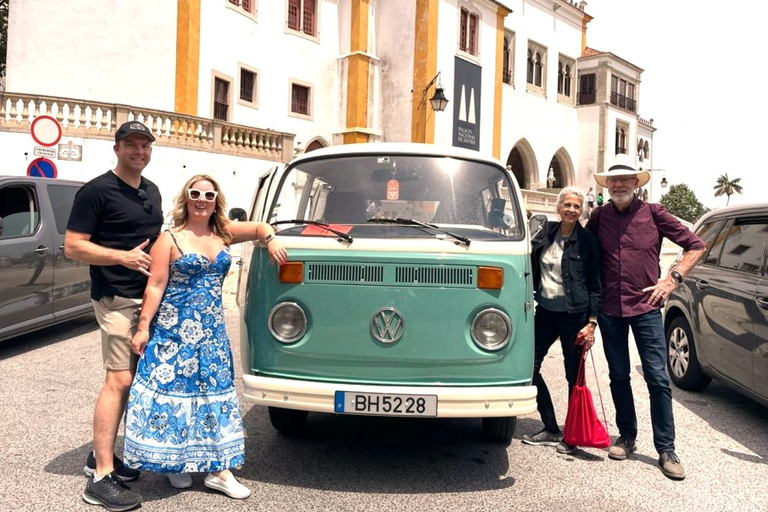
[67,171,163,300]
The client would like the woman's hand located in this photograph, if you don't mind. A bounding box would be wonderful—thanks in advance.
[131,330,149,356]
[576,323,596,349]
[267,239,288,265]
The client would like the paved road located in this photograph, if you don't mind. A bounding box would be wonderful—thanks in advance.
[1,299,766,512]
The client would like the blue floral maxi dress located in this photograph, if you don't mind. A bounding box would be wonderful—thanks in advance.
[123,242,245,473]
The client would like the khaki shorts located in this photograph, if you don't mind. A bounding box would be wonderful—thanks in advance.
[92,296,143,371]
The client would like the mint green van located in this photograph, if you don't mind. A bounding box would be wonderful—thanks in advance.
[235,143,537,443]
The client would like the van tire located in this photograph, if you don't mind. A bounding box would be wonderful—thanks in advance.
[666,316,712,391]
[481,417,517,444]
[268,407,308,434]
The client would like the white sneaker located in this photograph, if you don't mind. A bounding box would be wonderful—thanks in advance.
[167,473,193,489]
[204,472,251,499]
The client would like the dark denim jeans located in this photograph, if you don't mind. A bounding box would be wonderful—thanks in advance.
[598,309,675,453]
[532,306,587,433]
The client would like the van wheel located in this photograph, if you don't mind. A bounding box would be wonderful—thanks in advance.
[481,417,517,444]
[666,317,711,391]
[267,407,308,434]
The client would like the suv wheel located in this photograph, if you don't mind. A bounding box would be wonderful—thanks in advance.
[666,316,712,391]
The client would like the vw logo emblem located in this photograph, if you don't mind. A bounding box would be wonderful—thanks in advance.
[371,308,405,343]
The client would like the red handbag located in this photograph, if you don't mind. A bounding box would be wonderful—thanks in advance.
[563,346,611,448]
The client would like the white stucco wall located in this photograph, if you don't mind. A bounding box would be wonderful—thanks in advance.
[196,1,340,151]
[1,132,275,218]
[6,0,177,111]
[499,0,584,185]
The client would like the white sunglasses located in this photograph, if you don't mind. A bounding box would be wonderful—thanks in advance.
[187,188,218,202]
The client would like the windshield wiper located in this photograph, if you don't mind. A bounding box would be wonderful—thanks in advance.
[272,220,353,243]
[367,217,471,246]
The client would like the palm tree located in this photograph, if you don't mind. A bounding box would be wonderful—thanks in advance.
[713,173,743,206]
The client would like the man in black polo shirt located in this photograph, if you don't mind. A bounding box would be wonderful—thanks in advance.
[65,121,163,511]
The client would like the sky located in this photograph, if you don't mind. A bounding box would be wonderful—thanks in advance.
[582,0,767,209]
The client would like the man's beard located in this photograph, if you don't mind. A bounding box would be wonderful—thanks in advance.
[610,190,634,205]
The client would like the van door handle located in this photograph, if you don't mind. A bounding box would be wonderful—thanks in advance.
[694,280,709,290]
[756,297,768,309]
[34,246,49,254]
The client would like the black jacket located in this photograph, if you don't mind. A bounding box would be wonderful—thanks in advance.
[531,221,602,317]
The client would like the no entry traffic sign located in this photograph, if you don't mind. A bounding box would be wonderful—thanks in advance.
[30,115,63,147]
[27,157,58,178]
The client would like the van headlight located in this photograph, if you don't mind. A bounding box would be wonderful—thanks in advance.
[471,308,511,351]
[268,302,307,343]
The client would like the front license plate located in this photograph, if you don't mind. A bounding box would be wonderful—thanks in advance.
[334,391,438,417]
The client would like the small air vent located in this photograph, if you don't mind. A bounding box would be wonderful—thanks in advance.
[307,263,384,283]
[395,265,475,286]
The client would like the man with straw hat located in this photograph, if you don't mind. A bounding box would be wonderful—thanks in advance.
[586,154,706,480]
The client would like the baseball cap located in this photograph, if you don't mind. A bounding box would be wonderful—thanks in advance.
[115,121,156,143]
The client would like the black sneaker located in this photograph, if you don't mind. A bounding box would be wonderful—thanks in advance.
[521,429,563,446]
[556,441,577,454]
[83,472,142,511]
[84,451,140,482]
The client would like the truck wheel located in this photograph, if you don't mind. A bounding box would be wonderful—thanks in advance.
[268,407,309,434]
[481,417,517,444]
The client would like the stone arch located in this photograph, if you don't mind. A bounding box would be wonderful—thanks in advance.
[304,137,329,153]
[505,139,538,190]
[545,148,575,190]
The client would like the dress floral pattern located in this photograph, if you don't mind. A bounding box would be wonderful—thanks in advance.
[124,245,245,473]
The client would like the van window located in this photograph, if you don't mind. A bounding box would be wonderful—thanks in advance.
[713,218,768,274]
[269,154,525,240]
[47,184,81,234]
[0,185,40,239]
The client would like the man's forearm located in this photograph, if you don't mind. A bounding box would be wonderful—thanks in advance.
[672,247,706,278]
[66,240,126,267]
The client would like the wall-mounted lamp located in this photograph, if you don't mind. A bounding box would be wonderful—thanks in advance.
[660,176,668,188]
[420,71,449,112]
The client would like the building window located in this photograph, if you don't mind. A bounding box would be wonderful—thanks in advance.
[288,0,316,37]
[579,73,596,104]
[290,81,312,118]
[526,42,546,91]
[503,31,514,85]
[611,75,636,112]
[227,0,256,19]
[615,122,628,154]
[557,55,574,98]
[459,7,478,56]
[238,65,259,108]
[213,77,231,121]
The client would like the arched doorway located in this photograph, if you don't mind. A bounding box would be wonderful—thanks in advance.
[505,139,537,190]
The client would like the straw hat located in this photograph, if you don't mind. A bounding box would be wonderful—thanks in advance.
[594,154,649,188]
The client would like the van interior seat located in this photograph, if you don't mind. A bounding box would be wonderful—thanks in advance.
[324,191,367,224]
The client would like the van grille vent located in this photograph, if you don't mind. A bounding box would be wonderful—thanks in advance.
[307,263,384,283]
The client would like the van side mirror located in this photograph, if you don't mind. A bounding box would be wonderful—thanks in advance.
[228,207,247,222]
[529,214,548,242]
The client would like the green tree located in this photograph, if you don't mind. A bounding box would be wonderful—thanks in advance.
[660,184,706,223]
[713,173,743,206]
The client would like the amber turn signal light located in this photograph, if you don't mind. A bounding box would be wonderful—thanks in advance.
[477,266,503,289]
[279,262,304,283]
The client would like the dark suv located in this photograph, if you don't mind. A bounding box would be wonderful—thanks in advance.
[663,203,768,407]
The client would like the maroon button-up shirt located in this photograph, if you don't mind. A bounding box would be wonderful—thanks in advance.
[586,198,705,317]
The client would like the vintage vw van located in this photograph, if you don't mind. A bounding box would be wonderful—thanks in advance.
[235,143,537,442]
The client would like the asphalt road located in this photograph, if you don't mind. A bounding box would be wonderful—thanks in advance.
[1,294,767,512]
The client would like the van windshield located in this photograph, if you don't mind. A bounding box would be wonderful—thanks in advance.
[268,153,525,241]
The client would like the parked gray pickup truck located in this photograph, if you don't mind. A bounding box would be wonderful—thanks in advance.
[0,176,92,342]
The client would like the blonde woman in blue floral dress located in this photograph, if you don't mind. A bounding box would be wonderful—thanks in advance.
[123,174,286,499]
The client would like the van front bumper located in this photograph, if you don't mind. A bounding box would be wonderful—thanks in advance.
[242,375,537,418]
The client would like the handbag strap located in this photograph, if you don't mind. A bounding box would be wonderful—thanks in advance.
[578,346,609,428]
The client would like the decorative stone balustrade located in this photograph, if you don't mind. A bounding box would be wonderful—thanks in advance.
[522,189,558,216]
[0,92,295,162]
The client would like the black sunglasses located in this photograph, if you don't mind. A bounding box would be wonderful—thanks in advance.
[137,189,152,212]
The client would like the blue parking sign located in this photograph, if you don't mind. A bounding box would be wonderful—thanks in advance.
[27,157,58,178]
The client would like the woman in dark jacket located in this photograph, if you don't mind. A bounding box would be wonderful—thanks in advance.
[522,186,602,454]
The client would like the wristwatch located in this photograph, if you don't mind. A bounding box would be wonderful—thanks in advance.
[670,270,684,284]
[264,233,275,243]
